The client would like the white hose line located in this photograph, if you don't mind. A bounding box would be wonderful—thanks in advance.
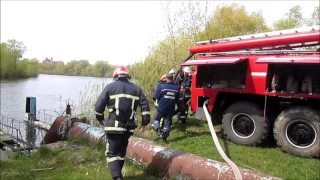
[203,103,243,180]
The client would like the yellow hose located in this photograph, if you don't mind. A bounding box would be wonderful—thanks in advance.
[203,103,243,180]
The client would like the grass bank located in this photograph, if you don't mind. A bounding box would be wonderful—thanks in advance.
[136,116,320,180]
[0,140,160,180]
[1,117,318,180]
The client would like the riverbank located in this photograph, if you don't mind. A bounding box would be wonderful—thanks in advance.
[0,74,38,81]
[37,73,112,79]
[1,117,319,180]
[0,140,160,180]
[0,74,319,180]
[135,117,320,180]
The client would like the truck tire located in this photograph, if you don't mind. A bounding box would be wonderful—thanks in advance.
[222,101,269,146]
[274,107,320,158]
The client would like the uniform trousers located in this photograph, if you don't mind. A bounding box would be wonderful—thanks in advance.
[105,131,132,178]
[152,110,173,139]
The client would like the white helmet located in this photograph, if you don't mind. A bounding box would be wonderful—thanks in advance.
[183,66,191,73]
[169,69,175,74]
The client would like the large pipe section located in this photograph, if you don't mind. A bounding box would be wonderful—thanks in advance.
[126,137,281,180]
[189,30,320,54]
[42,117,281,180]
[68,122,106,143]
[41,116,66,144]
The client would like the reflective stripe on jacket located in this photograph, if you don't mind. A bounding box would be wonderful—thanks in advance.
[155,82,180,115]
[95,78,150,134]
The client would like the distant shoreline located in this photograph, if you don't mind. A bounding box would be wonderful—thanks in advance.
[37,73,112,78]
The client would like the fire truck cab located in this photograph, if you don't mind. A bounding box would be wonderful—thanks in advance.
[178,26,320,158]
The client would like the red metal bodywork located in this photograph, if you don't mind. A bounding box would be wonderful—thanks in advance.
[185,28,320,113]
[189,56,267,112]
[255,56,320,64]
[189,55,320,113]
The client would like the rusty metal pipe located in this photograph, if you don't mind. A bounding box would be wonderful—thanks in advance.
[41,116,66,144]
[68,122,106,143]
[126,137,281,180]
[42,118,281,180]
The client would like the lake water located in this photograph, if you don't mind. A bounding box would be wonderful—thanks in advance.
[0,74,112,146]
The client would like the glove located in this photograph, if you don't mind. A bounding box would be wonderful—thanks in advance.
[125,121,138,130]
[96,114,104,122]
[142,114,150,126]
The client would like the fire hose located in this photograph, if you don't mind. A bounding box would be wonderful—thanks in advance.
[203,101,243,180]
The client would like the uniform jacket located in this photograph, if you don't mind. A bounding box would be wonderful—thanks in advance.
[154,82,180,115]
[95,78,150,134]
[153,80,164,107]
[181,75,192,98]
[174,73,184,86]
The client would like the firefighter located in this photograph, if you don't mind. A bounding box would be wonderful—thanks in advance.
[152,73,180,143]
[169,68,175,77]
[176,66,192,123]
[174,66,191,85]
[153,74,167,107]
[152,74,167,133]
[95,65,150,180]
[180,69,192,122]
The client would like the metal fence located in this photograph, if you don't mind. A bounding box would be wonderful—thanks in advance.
[0,109,59,152]
[0,115,30,153]
[36,109,60,124]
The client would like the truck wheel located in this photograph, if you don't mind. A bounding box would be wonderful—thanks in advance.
[222,101,269,146]
[274,107,320,158]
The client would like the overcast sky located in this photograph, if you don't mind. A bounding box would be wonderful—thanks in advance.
[1,1,318,65]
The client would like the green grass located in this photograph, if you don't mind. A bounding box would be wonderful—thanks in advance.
[135,116,320,180]
[1,116,319,180]
[0,140,160,180]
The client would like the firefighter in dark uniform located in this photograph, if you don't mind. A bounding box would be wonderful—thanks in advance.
[153,74,167,108]
[152,73,180,143]
[95,65,150,180]
[169,68,175,77]
[180,67,192,123]
[152,74,167,132]
[175,66,192,123]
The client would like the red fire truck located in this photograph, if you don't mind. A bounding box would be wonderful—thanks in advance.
[178,26,320,158]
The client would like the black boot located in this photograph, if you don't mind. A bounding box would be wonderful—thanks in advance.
[162,137,168,144]
[113,177,123,180]
[153,129,162,141]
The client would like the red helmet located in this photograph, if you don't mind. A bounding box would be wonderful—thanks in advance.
[160,74,167,82]
[113,65,129,78]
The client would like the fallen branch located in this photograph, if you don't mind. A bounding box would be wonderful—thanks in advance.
[30,167,54,172]
[96,164,101,174]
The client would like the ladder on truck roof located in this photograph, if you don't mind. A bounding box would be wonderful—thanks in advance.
[189,26,320,54]
[196,26,320,45]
